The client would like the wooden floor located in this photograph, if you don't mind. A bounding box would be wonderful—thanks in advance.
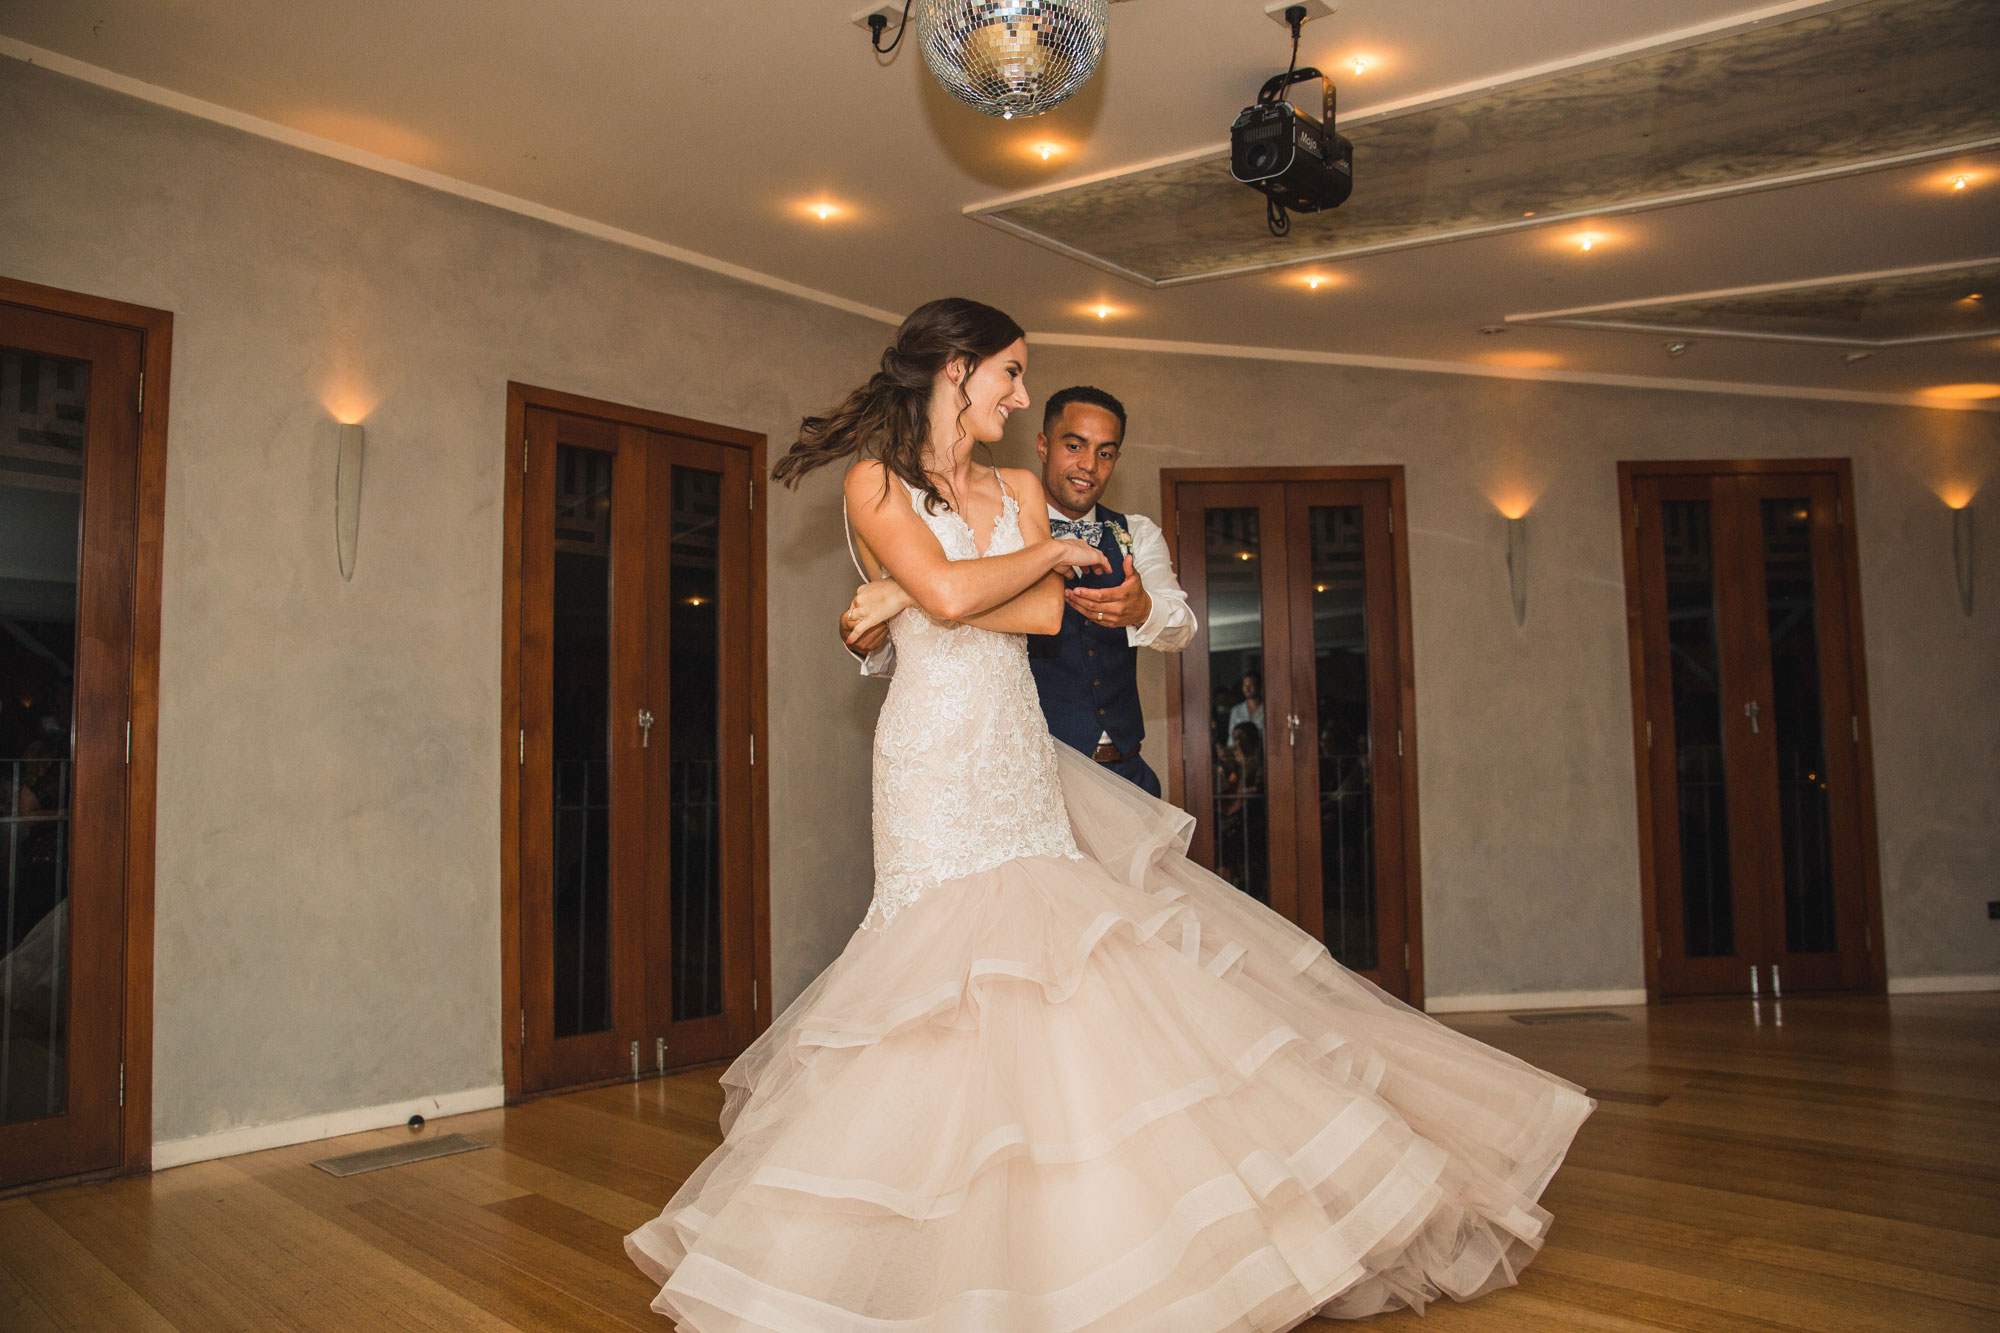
[2,993,1995,1331]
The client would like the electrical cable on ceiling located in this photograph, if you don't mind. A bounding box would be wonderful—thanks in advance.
[1266,6,1306,237]
[868,1,914,55]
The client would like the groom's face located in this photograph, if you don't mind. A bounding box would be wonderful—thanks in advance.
[1036,403,1124,519]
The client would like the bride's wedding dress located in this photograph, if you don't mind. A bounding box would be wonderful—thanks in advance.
[625,478,1593,1330]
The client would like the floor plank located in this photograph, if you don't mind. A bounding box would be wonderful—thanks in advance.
[10,993,1995,1330]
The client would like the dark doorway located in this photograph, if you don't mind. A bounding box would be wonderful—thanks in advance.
[1620,461,1884,1000]
[503,386,767,1098]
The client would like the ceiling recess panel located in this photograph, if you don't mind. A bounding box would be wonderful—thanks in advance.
[970,0,2000,286]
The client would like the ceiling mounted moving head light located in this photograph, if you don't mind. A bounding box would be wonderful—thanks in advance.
[868,1,1111,120]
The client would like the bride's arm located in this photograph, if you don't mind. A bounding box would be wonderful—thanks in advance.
[950,472,1070,635]
[843,463,1102,630]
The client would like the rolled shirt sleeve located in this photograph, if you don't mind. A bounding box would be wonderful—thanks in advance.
[1123,513,1197,652]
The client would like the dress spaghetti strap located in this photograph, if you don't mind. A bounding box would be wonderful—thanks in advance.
[840,500,870,581]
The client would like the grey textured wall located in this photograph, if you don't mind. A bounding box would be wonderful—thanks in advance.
[996,349,1999,996]
[3,56,1994,1150]
[1,59,887,1143]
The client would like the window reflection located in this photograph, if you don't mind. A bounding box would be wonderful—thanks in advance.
[1204,509,1268,903]
[0,350,86,1123]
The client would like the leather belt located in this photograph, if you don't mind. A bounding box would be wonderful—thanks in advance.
[1092,743,1126,763]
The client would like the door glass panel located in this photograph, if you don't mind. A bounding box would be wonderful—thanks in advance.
[1203,508,1270,903]
[1306,506,1376,970]
[552,444,613,1038]
[0,349,85,1124]
[1660,499,1734,958]
[670,466,723,1021]
[1761,497,1837,955]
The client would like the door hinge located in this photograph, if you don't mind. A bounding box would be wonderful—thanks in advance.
[749,734,756,766]
[1864,927,1872,954]
[1402,942,1410,969]
[1396,729,1403,758]
[1645,719,1652,749]
[118,1062,125,1107]
[519,729,526,764]
[752,979,759,1010]
[1656,936,1663,960]
[748,483,755,512]
[1851,715,1859,744]
[125,720,131,765]
[520,1008,526,1042]
[1387,509,1394,534]
[136,371,145,416]
[522,434,529,472]
[1836,499,1844,526]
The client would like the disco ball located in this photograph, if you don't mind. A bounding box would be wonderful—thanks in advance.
[916,0,1110,120]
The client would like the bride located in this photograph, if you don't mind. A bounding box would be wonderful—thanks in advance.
[624,298,1594,1331]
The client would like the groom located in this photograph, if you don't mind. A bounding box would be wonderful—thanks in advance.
[846,385,1195,797]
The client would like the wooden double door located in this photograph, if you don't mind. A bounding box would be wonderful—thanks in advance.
[1623,462,1881,999]
[507,388,765,1097]
[1164,469,1422,1002]
[0,289,160,1191]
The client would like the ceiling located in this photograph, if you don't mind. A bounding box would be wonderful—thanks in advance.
[2,0,1997,406]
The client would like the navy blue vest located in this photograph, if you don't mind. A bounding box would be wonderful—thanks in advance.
[1028,504,1145,757]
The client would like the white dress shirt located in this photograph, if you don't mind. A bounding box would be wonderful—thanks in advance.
[859,503,1197,684]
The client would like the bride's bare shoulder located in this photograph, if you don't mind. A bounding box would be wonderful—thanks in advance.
[844,459,893,507]
[998,467,1047,503]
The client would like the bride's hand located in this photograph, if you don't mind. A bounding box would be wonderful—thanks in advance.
[1048,538,1113,577]
[843,578,915,644]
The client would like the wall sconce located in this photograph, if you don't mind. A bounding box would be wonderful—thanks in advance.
[336,422,364,581]
[1953,503,1974,616]
[1506,516,1528,625]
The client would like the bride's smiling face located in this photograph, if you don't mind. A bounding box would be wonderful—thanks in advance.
[945,338,1031,445]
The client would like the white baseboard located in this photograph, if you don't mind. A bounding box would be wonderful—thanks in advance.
[1425,988,1649,1015]
[1887,974,2000,995]
[151,1084,506,1171]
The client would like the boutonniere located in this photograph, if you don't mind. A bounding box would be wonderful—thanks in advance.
[1109,521,1136,555]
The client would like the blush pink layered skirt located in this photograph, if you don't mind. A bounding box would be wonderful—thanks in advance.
[626,748,1593,1330]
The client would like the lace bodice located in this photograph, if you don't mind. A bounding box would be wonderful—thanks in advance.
[860,478,1080,929]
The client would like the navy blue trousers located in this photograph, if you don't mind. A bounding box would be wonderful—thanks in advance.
[1099,751,1162,799]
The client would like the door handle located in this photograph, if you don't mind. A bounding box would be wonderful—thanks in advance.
[638,708,655,747]
[1743,700,1760,734]
[1286,713,1301,748]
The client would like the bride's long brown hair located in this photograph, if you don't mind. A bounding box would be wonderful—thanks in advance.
[772,297,1025,514]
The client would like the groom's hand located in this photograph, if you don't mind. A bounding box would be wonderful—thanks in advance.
[1064,555,1152,630]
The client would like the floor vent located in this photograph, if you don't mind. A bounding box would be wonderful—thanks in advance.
[1507,1010,1631,1025]
[311,1133,487,1178]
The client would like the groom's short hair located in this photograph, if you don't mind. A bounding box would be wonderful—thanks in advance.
[1043,385,1128,441]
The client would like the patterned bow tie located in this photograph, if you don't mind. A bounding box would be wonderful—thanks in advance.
[1050,518,1105,543]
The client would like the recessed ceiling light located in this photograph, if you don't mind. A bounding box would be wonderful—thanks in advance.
[1522,211,1536,217]
[1843,350,1874,363]
[1664,340,1692,357]
[1083,302,1118,320]
[1481,350,1564,370]
[1294,271,1340,291]
[1575,232,1599,252]
[1951,173,1973,190]
[1349,55,1375,75]
[801,200,844,222]
[1479,325,1508,335]
[1031,141,1065,162]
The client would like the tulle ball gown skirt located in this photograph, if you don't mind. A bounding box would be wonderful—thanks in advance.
[626,748,1593,1330]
